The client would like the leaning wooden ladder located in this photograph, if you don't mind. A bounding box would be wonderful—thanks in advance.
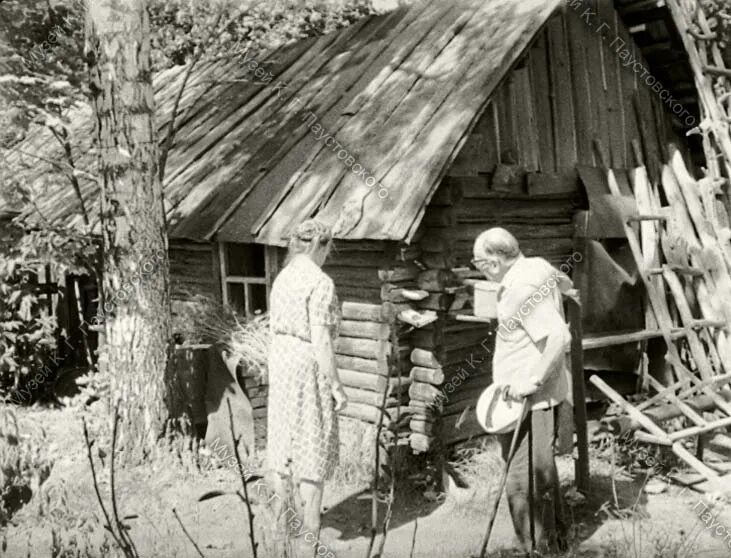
[589,146,731,492]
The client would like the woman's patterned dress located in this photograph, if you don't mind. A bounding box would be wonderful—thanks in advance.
[266,254,341,482]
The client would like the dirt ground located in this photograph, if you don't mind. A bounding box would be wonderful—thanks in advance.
[4,404,731,558]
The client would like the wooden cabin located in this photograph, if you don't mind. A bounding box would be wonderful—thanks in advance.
[3,0,701,452]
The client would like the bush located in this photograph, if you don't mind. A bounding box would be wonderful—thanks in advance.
[0,407,53,525]
[0,253,59,400]
[0,229,97,402]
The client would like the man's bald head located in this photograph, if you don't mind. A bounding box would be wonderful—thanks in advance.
[473,227,521,260]
[472,227,521,281]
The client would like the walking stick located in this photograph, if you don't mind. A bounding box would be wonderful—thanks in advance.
[477,397,530,558]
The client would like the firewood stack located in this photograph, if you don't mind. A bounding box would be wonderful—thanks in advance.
[335,301,410,433]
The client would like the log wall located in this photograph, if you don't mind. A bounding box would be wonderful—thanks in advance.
[403,3,688,450]
[169,240,219,302]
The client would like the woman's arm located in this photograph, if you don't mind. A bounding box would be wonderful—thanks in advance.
[312,324,348,412]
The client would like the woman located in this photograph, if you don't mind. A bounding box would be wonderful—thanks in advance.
[266,219,348,547]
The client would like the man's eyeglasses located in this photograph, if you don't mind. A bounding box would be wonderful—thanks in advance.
[470,258,490,268]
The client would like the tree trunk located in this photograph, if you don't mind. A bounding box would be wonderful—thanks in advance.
[86,0,171,457]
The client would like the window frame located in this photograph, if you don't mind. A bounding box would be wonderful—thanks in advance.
[218,242,277,317]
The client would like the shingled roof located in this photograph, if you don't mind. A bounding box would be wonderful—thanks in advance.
[5,0,562,245]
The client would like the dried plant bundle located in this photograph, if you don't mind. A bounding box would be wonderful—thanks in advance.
[177,292,270,379]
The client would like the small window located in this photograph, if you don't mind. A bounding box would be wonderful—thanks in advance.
[220,243,269,317]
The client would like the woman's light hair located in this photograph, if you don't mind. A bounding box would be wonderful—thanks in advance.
[474,227,521,259]
[286,219,333,261]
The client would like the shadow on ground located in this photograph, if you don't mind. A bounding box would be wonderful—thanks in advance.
[322,482,443,541]
[322,469,652,553]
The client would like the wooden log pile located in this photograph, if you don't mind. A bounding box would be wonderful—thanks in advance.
[334,301,412,426]
[405,320,494,450]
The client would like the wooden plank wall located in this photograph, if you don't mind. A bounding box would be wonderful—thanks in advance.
[450,6,680,176]
[412,2,686,449]
[169,240,219,301]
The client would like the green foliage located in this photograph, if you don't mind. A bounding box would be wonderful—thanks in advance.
[0,0,374,148]
[148,0,373,68]
[0,228,97,399]
[0,0,86,147]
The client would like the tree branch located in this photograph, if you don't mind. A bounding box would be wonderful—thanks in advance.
[48,124,90,225]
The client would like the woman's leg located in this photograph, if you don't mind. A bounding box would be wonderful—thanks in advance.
[268,471,290,520]
[299,479,324,535]
[267,471,293,556]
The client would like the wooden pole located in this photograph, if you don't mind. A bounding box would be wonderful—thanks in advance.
[567,295,589,492]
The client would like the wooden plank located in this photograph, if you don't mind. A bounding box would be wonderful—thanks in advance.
[410,366,445,385]
[619,23,641,166]
[326,266,382,288]
[339,319,391,340]
[411,348,442,369]
[546,13,577,170]
[344,386,402,408]
[327,250,389,268]
[632,164,660,331]
[525,171,579,196]
[511,66,539,172]
[496,79,517,166]
[335,354,388,376]
[480,101,500,174]
[336,337,391,360]
[341,301,395,323]
[337,286,383,303]
[565,6,593,165]
[634,86,662,185]
[598,2,625,168]
[581,0,609,168]
[340,402,388,424]
[333,240,389,252]
[410,419,435,435]
[529,30,556,173]
[452,223,575,241]
[455,195,575,220]
[408,381,443,404]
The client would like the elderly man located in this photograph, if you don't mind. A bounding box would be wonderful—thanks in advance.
[472,227,572,555]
